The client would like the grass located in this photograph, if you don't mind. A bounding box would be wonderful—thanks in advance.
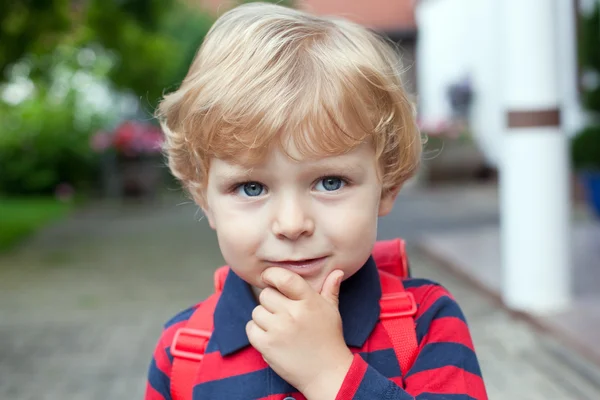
[0,197,72,252]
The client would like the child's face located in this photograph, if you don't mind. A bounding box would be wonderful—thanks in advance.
[202,141,397,293]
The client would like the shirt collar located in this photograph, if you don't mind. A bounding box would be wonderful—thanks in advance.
[212,256,382,356]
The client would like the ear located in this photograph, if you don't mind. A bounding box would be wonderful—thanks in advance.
[378,185,401,216]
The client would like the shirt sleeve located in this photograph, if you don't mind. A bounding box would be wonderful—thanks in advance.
[144,329,173,400]
[144,304,199,400]
[336,285,488,400]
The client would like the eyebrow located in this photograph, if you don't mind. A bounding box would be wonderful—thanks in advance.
[299,160,366,176]
[212,159,366,183]
[213,167,255,182]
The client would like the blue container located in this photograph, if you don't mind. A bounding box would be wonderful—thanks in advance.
[581,171,600,218]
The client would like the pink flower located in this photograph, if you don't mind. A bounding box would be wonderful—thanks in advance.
[90,121,164,157]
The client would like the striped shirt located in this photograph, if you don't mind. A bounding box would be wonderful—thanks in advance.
[145,257,488,399]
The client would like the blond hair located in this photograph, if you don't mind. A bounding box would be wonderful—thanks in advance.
[157,2,421,203]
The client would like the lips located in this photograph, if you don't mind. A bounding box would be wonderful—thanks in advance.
[266,256,328,276]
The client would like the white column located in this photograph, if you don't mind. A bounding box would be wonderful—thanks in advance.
[500,0,571,314]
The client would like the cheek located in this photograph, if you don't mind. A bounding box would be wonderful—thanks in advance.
[322,191,380,245]
[210,203,266,262]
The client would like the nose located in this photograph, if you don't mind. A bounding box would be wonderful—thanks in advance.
[271,194,315,241]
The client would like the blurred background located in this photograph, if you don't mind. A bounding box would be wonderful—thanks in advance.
[0,0,599,399]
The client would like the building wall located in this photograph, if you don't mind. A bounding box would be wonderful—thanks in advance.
[297,0,416,31]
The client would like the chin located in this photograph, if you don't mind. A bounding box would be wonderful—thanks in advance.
[310,277,328,294]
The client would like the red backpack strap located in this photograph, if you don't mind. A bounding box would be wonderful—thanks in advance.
[170,266,230,399]
[213,266,229,294]
[170,292,220,400]
[378,270,418,377]
[372,238,410,278]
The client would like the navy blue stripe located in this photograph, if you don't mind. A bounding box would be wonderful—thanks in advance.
[193,367,297,398]
[166,346,173,364]
[405,342,482,378]
[147,358,171,399]
[354,365,413,400]
[164,306,196,329]
[194,368,268,399]
[359,348,401,378]
[416,394,477,400]
[415,296,467,344]
[402,278,439,290]
[205,335,221,353]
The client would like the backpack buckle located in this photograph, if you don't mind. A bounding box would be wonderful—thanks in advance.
[379,292,417,318]
[171,328,212,361]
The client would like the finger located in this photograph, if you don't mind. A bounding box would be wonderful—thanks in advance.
[246,320,266,348]
[258,286,290,313]
[320,270,344,306]
[261,267,312,300]
[251,305,276,331]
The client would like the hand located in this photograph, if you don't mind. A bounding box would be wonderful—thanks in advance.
[246,268,354,400]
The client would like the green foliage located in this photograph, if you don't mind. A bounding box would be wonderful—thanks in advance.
[156,4,216,94]
[578,3,600,114]
[572,5,600,172]
[571,125,600,171]
[83,0,183,107]
[0,94,102,195]
[0,196,72,251]
[0,0,211,108]
[0,0,72,76]
[0,1,217,196]
[0,45,119,195]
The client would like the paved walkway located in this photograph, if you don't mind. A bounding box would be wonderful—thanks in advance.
[1,190,600,399]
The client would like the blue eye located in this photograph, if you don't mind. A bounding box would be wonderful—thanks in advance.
[315,177,344,192]
[237,182,264,197]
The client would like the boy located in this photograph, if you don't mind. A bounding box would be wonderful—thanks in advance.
[145,3,487,399]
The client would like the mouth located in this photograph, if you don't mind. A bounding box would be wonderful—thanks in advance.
[266,256,328,275]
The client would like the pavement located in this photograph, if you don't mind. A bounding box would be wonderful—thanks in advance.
[1,187,600,399]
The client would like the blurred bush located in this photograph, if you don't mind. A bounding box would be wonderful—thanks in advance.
[571,125,600,172]
[0,45,117,195]
[578,2,600,115]
[0,0,215,196]
[572,4,600,174]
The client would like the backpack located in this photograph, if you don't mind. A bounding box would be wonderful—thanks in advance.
[169,238,418,400]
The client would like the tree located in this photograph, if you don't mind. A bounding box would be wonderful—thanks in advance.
[578,2,600,114]
[0,0,72,76]
[0,0,212,108]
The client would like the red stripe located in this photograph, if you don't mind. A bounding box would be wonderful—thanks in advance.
[153,341,172,376]
[414,287,451,318]
[426,317,475,351]
[335,354,368,399]
[407,283,439,309]
[144,382,166,400]
[405,365,487,398]
[389,376,403,387]
[354,324,392,352]
[195,347,268,383]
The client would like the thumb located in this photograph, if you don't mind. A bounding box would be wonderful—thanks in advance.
[320,270,344,306]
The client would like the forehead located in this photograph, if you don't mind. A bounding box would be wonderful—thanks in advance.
[210,141,376,175]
